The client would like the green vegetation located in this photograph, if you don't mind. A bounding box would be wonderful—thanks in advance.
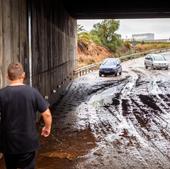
[90,19,122,52]
[77,20,122,52]
[135,41,170,52]
[77,20,170,67]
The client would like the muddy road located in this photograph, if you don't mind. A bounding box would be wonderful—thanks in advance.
[1,54,170,169]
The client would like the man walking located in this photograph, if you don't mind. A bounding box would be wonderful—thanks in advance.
[0,63,52,169]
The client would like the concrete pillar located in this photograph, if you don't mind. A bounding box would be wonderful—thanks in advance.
[31,0,76,103]
[0,0,28,87]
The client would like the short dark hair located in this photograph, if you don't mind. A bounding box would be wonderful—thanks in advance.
[8,63,24,81]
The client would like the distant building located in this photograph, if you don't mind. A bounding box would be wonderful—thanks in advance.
[132,33,154,41]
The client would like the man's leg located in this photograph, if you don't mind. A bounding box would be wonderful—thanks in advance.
[18,151,36,169]
[4,152,36,169]
[3,153,17,169]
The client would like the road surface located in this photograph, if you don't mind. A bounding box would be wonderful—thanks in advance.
[1,53,170,169]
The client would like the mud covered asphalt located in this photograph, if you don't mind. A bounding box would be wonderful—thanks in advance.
[1,53,170,169]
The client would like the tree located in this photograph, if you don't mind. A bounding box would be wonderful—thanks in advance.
[77,24,85,33]
[77,24,91,43]
[78,32,91,43]
[77,25,91,52]
[90,19,122,52]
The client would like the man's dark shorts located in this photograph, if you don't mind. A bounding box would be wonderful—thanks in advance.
[4,151,36,169]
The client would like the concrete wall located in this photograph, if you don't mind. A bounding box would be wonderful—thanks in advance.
[0,0,28,87]
[31,0,76,103]
[0,0,77,103]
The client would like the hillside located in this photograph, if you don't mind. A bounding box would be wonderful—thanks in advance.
[77,40,170,68]
[77,41,112,68]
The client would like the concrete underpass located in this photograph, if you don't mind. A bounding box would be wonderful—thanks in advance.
[1,1,170,169]
[1,0,170,102]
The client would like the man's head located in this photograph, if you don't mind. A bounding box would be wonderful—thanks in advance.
[7,63,25,81]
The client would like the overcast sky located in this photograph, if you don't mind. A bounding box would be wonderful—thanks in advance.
[77,19,170,39]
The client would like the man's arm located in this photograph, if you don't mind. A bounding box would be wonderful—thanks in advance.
[41,108,52,137]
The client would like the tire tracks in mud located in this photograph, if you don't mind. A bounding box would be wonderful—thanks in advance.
[50,66,170,169]
[87,67,170,168]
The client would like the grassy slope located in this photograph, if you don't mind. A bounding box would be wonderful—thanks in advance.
[77,41,170,68]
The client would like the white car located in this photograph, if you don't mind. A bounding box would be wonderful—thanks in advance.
[144,54,169,70]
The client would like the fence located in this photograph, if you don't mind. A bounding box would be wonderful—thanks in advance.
[73,48,170,78]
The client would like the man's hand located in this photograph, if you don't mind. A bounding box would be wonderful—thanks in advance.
[41,126,51,137]
[41,108,52,137]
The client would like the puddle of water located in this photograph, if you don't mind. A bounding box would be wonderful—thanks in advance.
[0,129,96,169]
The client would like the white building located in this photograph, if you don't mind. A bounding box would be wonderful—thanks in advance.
[132,33,154,41]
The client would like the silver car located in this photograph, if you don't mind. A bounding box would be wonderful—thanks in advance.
[144,54,168,70]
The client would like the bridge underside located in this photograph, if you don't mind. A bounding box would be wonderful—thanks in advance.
[63,0,170,19]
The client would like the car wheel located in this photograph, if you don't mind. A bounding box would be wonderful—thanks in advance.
[152,65,155,70]
[115,72,118,76]
[119,71,122,75]
[99,73,102,77]
[145,65,148,69]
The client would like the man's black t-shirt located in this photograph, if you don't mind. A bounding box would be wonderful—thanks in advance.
[0,85,48,154]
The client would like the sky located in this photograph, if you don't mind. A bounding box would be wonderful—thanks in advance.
[77,19,170,39]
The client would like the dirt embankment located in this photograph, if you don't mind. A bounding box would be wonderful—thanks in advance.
[77,41,112,68]
[77,41,170,68]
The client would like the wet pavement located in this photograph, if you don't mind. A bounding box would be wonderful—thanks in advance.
[1,53,170,169]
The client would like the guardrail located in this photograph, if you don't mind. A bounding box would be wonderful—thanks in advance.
[73,48,170,78]
[73,63,101,78]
